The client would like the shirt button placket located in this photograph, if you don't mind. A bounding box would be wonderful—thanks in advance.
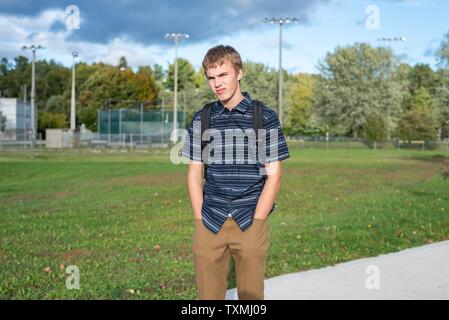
[227,109,233,219]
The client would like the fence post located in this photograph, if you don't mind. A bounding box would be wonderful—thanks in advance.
[140,102,143,146]
[108,109,111,143]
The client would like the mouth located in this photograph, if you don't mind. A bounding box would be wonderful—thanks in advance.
[216,88,225,95]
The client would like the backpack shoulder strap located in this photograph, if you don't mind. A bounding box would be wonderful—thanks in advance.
[251,99,264,141]
[200,102,215,180]
[200,102,215,152]
[251,99,268,178]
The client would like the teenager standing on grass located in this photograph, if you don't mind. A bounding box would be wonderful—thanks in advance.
[182,45,290,300]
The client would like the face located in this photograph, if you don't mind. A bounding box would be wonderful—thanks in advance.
[205,61,243,103]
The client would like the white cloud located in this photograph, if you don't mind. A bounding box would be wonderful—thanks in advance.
[0,9,162,68]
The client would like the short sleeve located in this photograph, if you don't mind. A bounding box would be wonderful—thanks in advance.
[182,110,203,162]
[262,109,290,163]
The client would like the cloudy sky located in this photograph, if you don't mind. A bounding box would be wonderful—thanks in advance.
[0,0,448,73]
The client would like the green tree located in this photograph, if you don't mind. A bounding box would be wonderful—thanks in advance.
[408,64,436,96]
[436,30,449,68]
[434,68,449,139]
[0,57,12,76]
[135,66,158,103]
[396,109,437,142]
[194,68,206,89]
[284,73,316,135]
[166,58,196,91]
[38,111,68,132]
[153,64,165,82]
[434,30,449,139]
[314,43,401,138]
[78,64,158,130]
[118,56,128,70]
[363,113,388,149]
[0,56,31,99]
[46,95,68,114]
[397,87,438,142]
[240,61,277,111]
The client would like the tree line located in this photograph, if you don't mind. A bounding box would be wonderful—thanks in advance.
[1,30,448,144]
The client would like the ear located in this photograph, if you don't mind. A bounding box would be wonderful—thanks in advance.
[237,68,243,81]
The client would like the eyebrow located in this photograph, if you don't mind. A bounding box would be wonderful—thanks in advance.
[207,72,228,79]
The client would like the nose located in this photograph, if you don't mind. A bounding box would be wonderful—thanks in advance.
[214,79,223,88]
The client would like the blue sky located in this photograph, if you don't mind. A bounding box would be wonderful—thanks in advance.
[0,0,448,74]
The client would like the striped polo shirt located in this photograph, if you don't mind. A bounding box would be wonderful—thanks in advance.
[182,92,290,234]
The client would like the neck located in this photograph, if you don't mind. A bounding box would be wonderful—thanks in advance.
[220,89,244,110]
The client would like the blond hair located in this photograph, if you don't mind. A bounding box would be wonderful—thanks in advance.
[202,45,243,74]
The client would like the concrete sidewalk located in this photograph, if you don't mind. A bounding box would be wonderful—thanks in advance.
[226,240,449,300]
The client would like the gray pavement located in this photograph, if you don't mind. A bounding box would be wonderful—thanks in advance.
[226,240,449,300]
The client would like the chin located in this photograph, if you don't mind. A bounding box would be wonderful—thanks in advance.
[218,94,230,102]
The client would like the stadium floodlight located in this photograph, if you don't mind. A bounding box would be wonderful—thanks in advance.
[164,33,189,143]
[263,18,299,126]
[22,44,45,147]
[71,51,78,131]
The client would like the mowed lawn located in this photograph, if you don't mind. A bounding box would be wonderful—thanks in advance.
[0,146,448,299]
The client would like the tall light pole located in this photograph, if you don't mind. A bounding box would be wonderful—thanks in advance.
[164,33,189,143]
[22,44,45,147]
[377,36,406,142]
[71,51,78,131]
[263,17,299,127]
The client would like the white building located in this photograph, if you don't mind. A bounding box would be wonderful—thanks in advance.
[0,98,33,141]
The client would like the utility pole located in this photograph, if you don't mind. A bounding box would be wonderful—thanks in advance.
[71,51,78,131]
[164,33,189,143]
[22,44,45,147]
[263,17,299,126]
[23,84,27,143]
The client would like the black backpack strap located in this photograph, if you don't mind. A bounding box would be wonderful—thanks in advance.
[200,100,265,180]
[251,100,266,177]
[200,102,215,180]
[200,102,214,152]
[251,100,264,142]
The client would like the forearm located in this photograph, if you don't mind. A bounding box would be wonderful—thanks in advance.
[188,170,204,220]
[253,172,281,219]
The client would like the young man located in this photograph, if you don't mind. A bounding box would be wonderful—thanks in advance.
[182,45,290,300]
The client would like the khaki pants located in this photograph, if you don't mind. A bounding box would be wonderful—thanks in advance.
[192,217,269,300]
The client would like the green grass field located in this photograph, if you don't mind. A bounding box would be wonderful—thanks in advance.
[1,146,448,299]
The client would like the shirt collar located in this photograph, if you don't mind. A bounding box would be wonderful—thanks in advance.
[216,91,252,116]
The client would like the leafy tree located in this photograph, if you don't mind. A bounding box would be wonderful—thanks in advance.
[284,73,316,135]
[397,87,438,142]
[436,30,449,68]
[0,57,12,76]
[166,58,196,91]
[135,66,158,103]
[363,113,388,149]
[78,64,157,130]
[313,43,402,138]
[38,111,68,131]
[153,64,165,82]
[434,68,449,139]
[46,95,68,114]
[240,61,277,111]
[118,56,128,70]
[396,109,437,142]
[434,30,449,139]
[408,64,437,96]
